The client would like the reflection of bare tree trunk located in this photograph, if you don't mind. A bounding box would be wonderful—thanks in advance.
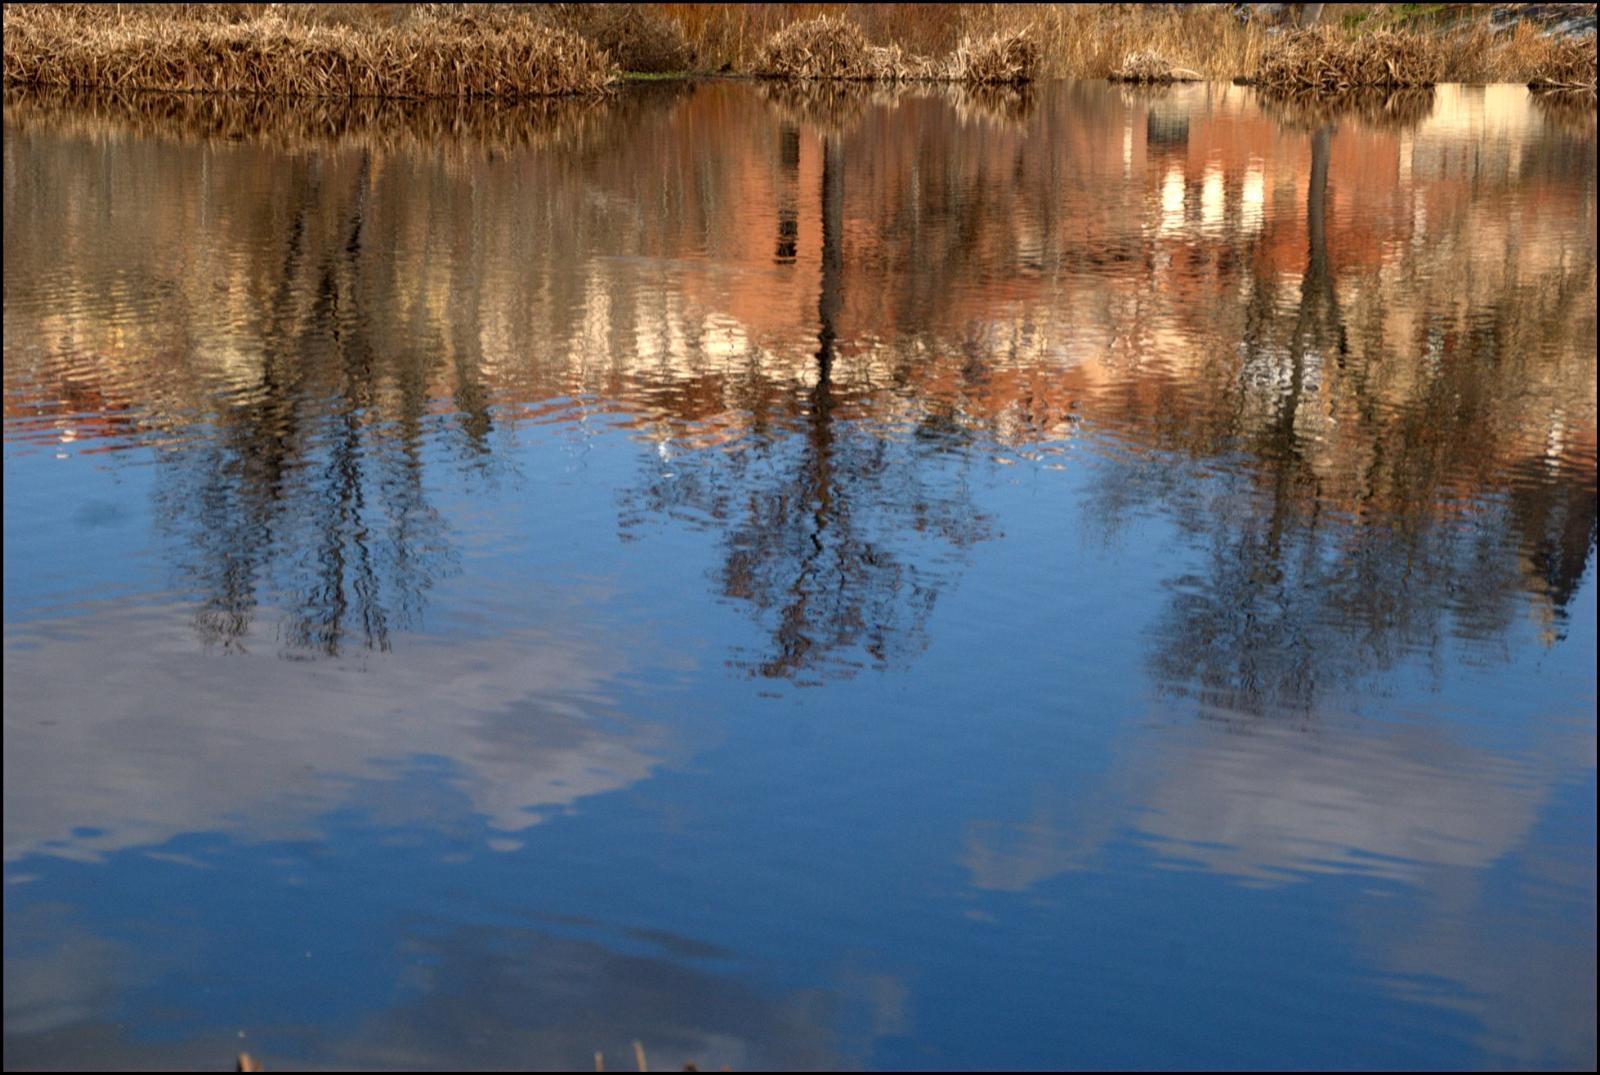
[1278,126,1344,448]
[769,134,845,676]
[816,133,843,384]
[191,167,320,649]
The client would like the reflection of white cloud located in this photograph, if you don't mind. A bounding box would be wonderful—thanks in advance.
[1130,721,1543,885]
[964,813,1084,893]
[3,600,672,862]
[961,710,1596,1066]
[965,715,1585,894]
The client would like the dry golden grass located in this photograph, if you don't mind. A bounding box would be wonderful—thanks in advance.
[1525,34,1598,90]
[947,31,1039,85]
[1109,51,1202,84]
[3,4,1590,91]
[669,4,1588,87]
[752,15,1034,83]
[954,3,1267,81]
[1,3,618,98]
[545,3,695,73]
[1253,27,1444,89]
[753,15,934,80]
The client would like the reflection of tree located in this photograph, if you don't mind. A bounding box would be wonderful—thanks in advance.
[623,132,992,681]
[155,153,457,656]
[1130,122,1596,717]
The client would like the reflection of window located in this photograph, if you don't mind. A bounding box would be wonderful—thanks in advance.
[1147,107,1188,152]
[776,208,798,262]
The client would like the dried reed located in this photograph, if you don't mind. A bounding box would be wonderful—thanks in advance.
[1,3,618,98]
[946,31,1038,85]
[1526,34,1597,90]
[1108,51,1201,84]
[1252,28,1444,90]
[755,15,918,80]
[753,14,1033,83]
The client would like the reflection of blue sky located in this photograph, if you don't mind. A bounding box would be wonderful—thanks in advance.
[3,442,162,621]
[6,427,1597,1069]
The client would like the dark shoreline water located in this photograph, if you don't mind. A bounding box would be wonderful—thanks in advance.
[4,81,1596,1070]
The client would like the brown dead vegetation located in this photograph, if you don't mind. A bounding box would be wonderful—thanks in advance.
[1,3,617,98]
[1525,33,1597,90]
[1109,50,1202,84]
[1252,28,1444,89]
[752,15,1035,83]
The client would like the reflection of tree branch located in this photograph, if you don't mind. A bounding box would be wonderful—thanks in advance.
[1137,123,1592,717]
[624,130,992,682]
[156,151,455,657]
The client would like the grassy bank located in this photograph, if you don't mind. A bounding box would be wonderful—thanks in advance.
[1,4,1593,96]
[1,4,617,98]
[645,3,1593,85]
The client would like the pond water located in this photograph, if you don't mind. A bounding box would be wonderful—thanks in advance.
[3,80,1595,1070]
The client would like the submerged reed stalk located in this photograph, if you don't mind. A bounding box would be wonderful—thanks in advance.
[1,4,618,98]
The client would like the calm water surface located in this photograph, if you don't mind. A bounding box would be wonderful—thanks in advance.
[3,81,1596,1070]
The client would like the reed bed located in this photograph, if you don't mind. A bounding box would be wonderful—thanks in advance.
[1,3,618,98]
[1252,28,1444,90]
[653,5,1586,86]
[1108,51,1201,84]
[947,31,1038,85]
[1,84,620,158]
[546,3,695,74]
[753,15,932,80]
[752,15,1034,83]
[1525,34,1597,90]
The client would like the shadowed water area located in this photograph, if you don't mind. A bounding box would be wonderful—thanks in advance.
[3,80,1595,1070]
